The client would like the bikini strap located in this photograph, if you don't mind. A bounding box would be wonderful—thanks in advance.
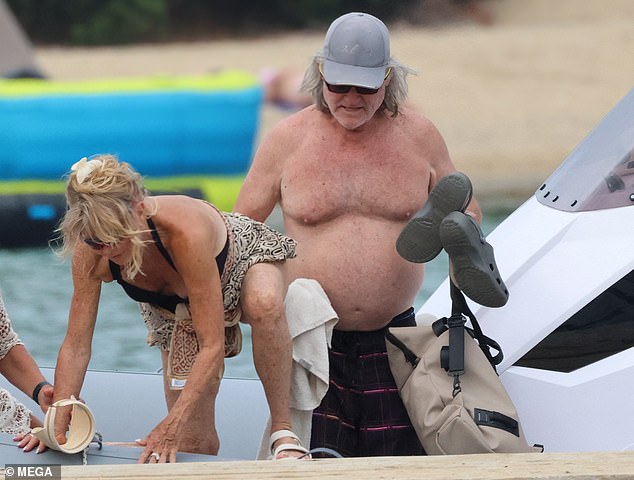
[147,217,177,271]
[109,261,122,280]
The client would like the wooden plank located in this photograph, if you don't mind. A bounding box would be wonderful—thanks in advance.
[3,451,634,480]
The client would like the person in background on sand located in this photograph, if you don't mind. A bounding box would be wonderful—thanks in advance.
[417,0,494,26]
[234,11,483,457]
[260,67,313,110]
[0,293,53,453]
[450,0,494,25]
[52,154,308,463]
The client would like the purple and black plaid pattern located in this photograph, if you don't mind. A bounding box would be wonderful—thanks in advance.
[310,308,425,457]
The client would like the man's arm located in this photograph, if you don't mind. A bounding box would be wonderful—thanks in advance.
[421,114,483,223]
[234,119,291,222]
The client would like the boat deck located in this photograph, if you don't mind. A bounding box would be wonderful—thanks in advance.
[3,451,633,480]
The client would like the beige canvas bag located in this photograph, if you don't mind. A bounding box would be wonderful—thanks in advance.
[385,284,541,455]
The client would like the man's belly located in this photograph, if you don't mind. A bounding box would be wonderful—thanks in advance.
[285,219,425,331]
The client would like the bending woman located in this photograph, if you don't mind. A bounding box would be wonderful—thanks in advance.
[0,294,53,452]
[54,154,304,463]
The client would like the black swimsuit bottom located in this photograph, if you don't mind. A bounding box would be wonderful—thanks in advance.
[109,218,228,313]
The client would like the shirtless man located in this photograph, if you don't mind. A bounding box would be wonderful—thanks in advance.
[234,12,481,457]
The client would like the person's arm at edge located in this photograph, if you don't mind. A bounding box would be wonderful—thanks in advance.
[0,345,52,412]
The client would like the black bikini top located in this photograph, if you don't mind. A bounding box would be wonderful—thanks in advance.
[109,218,229,313]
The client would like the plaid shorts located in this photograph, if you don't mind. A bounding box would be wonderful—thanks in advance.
[310,308,425,457]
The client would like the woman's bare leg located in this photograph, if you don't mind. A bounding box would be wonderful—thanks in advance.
[241,262,303,458]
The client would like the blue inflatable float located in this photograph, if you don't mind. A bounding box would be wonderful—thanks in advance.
[0,71,263,247]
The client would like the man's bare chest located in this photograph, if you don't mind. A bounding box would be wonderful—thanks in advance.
[281,144,428,224]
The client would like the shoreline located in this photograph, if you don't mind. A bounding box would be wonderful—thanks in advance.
[31,0,634,208]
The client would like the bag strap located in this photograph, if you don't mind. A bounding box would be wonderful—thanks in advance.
[385,280,504,398]
[385,329,419,368]
[449,280,503,369]
[440,312,466,375]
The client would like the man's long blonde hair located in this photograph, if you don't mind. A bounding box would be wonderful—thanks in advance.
[57,154,155,279]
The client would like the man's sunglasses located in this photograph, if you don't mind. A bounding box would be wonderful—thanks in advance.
[325,83,380,95]
[320,65,391,95]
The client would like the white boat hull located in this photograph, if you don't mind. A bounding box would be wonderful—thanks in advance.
[422,87,634,452]
[421,198,634,452]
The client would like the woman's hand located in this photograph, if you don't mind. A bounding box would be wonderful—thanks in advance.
[36,383,54,412]
[14,432,47,453]
[136,415,181,464]
[15,414,47,453]
[52,403,73,446]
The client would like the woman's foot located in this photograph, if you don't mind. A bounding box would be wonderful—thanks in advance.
[269,429,310,460]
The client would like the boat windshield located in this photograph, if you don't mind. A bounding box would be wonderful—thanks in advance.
[536,88,634,212]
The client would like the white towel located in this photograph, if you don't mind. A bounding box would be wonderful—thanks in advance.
[257,278,338,459]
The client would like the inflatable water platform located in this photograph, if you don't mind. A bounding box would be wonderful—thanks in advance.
[0,71,262,247]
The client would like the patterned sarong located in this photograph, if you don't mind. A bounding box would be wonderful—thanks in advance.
[139,210,296,384]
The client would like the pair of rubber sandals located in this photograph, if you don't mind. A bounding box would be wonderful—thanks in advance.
[396,172,509,308]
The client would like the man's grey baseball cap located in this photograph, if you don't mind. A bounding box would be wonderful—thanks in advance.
[321,12,390,89]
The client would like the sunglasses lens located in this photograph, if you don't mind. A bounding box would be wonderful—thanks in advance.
[84,238,105,250]
[326,83,351,94]
[356,86,380,95]
[325,82,379,95]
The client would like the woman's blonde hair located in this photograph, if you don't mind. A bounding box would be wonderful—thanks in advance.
[57,154,155,279]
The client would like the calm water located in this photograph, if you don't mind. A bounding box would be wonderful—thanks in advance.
[0,209,509,379]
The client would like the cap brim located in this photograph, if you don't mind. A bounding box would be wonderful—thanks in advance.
[322,60,386,89]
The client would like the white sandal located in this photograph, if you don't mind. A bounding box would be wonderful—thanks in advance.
[269,429,310,460]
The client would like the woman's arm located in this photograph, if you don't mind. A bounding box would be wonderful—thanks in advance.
[53,247,102,442]
[0,345,52,411]
[0,296,52,411]
[138,206,227,463]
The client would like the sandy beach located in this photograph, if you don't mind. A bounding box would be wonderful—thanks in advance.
[33,0,634,208]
